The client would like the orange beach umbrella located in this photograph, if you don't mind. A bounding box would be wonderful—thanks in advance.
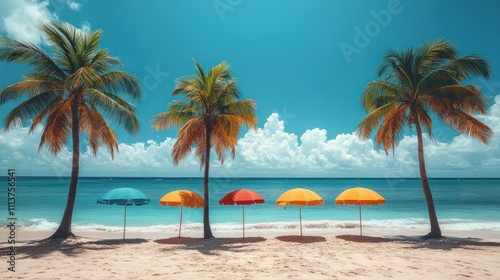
[276,188,324,236]
[160,190,204,238]
[335,187,385,236]
[219,189,265,238]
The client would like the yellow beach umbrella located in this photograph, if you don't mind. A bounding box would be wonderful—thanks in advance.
[276,188,324,236]
[335,187,385,236]
[160,190,204,238]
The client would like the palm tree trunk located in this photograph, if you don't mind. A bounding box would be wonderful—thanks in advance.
[415,122,442,239]
[203,122,214,238]
[48,95,80,239]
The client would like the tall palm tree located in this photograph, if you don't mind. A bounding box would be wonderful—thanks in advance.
[356,40,493,238]
[0,22,141,239]
[151,60,257,238]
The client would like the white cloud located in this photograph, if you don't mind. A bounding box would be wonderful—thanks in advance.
[1,95,499,178]
[65,0,81,11]
[0,0,83,46]
[79,21,91,33]
[1,0,55,46]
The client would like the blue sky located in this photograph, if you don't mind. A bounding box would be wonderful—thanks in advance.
[1,0,499,178]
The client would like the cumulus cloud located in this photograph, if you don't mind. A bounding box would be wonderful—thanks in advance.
[1,95,499,178]
[0,0,83,46]
[0,0,55,46]
[79,21,91,33]
[65,0,81,11]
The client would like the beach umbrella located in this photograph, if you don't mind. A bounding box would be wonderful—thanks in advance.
[159,190,204,238]
[276,188,324,236]
[97,187,150,240]
[219,189,265,238]
[335,187,385,236]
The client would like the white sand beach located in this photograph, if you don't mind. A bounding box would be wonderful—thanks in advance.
[2,229,500,279]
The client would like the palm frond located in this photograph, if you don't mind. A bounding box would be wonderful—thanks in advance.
[172,117,204,165]
[0,36,65,78]
[211,114,241,163]
[84,89,139,135]
[29,96,65,133]
[207,60,230,99]
[38,99,72,155]
[445,55,491,80]
[427,85,489,115]
[356,103,396,139]
[90,49,123,73]
[39,22,78,72]
[67,66,103,89]
[23,72,63,85]
[0,80,63,105]
[79,104,119,158]
[193,59,207,88]
[417,68,459,93]
[99,71,141,100]
[379,52,415,93]
[440,109,493,144]
[4,91,60,130]
[151,101,198,130]
[81,28,103,58]
[413,40,456,75]
[374,105,409,154]
[361,80,402,112]
[220,99,258,129]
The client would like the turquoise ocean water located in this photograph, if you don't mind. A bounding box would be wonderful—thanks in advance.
[1,177,499,235]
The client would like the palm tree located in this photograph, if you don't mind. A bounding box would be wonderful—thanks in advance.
[356,40,493,239]
[151,60,257,238]
[0,22,141,239]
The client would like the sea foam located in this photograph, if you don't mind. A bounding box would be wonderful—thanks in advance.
[10,218,500,233]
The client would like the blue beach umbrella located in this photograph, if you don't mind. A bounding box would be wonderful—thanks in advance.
[97,188,150,239]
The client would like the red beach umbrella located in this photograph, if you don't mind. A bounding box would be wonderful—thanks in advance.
[219,189,265,238]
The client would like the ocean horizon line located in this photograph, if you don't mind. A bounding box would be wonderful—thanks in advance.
[3,176,500,180]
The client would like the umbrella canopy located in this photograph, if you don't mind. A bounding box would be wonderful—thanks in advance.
[97,188,150,239]
[219,188,265,205]
[160,190,204,207]
[219,189,265,238]
[276,188,324,236]
[159,190,204,238]
[335,187,385,236]
[276,188,324,206]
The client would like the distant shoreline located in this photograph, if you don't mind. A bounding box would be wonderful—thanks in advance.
[1,176,499,180]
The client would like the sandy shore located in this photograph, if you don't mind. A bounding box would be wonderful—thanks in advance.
[2,230,500,280]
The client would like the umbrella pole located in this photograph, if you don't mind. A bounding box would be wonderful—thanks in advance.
[299,206,302,236]
[123,203,127,240]
[179,206,183,239]
[242,205,245,239]
[359,204,362,236]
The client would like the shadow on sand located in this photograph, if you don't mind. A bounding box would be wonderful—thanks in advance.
[154,236,266,245]
[276,235,326,243]
[0,236,149,259]
[336,235,399,243]
[153,236,267,255]
[336,234,500,250]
